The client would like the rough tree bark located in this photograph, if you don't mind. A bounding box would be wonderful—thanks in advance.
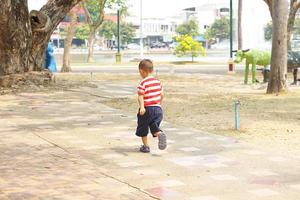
[87,28,97,63]
[0,0,82,78]
[61,12,77,72]
[267,0,289,94]
[287,0,300,50]
[30,0,82,71]
[238,0,243,50]
[0,1,32,76]
[83,0,107,63]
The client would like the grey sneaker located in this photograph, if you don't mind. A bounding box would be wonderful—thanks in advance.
[139,145,150,153]
[158,132,167,150]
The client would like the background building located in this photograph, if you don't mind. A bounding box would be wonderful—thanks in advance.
[126,16,181,45]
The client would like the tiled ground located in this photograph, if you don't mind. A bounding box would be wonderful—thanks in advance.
[0,87,300,200]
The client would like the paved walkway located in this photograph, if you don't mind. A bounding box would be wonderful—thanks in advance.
[0,87,300,200]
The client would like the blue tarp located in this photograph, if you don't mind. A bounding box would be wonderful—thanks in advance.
[194,36,206,42]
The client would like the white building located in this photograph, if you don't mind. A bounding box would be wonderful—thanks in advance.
[126,16,181,44]
[182,0,271,50]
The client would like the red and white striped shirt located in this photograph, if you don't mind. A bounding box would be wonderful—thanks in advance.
[137,76,163,107]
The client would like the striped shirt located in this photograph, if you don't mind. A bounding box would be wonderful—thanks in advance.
[137,76,163,107]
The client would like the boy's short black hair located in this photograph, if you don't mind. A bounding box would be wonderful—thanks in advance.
[139,59,153,72]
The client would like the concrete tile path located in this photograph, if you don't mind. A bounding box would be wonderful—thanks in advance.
[0,87,299,200]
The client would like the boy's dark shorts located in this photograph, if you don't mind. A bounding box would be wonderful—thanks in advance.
[136,106,163,137]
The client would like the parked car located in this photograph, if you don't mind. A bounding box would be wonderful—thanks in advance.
[110,45,128,50]
[150,41,167,48]
[127,43,140,50]
[93,45,105,51]
[168,42,177,49]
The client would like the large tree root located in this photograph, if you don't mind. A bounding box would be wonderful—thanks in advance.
[0,71,53,89]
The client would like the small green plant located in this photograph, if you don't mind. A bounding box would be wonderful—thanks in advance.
[174,35,206,62]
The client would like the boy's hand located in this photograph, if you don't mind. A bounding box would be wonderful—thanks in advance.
[139,107,146,115]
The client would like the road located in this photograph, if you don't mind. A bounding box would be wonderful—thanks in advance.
[54,49,231,64]
[67,64,245,75]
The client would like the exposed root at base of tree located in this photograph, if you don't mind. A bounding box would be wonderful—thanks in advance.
[0,71,53,87]
[0,71,99,95]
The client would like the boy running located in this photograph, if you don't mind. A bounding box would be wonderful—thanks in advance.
[136,59,167,153]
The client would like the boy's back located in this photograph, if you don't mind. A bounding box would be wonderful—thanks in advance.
[138,76,162,107]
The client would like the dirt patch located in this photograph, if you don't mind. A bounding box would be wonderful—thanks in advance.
[96,73,300,155]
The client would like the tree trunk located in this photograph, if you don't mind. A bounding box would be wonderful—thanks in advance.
[82,0,106,63]
[87,29,96,63]
[30,0,82,71]
[267,0,288,94]
[0,0,82,77]
[238,0,243,50]
[61,12,77,72]
[0,1,32,76]
[287,1,299,50]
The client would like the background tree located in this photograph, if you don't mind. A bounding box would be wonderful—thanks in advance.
[203,27,215,47]
[61,11,78,72]
[99,20,116,41]
[75,24,90,40]
[175,19,200,37]
[263,0,300,50]
[266,0,289,94]
[83,0,126,62]
[83,0,107,62]
[98,20,135,45]
[119,22,135,44]
[293,18,300,35]
[174,35,206,62]
[264,21,273,41]
[209,17,230,41]
[0,0,82,78]
[204,17,230,45]
[238,0,243,50]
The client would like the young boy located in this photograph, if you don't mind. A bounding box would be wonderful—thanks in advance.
[136,59,167,153]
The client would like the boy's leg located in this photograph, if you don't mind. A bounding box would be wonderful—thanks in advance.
[136,110,151,152]
[140,136,150,153]
[142,136,149,147]
[149,107,166,150]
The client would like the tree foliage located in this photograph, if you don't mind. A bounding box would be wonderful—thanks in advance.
[264,21,272,41]
[98,20,115,39]
[208,17,230,40]
[264,18,300,41]
[120,22,135,44]
[294,18,300,35]
[98,20,135,44]
[174,35,206,62]
[175,19,199,37]
[75,24,90,40]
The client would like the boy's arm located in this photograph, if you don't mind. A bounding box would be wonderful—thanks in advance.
[138,95,146,115]
[160,91,164,104]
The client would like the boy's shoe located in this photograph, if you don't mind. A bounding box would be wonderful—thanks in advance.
[139,145,150,153]
[158,132,167,150]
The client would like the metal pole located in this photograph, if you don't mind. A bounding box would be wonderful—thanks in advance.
[228,0,234,72]
[140,0,144,59]
[115,9,121,63]
[117,9,120,54]
[234,101,240,130]
[230,0,233,58]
